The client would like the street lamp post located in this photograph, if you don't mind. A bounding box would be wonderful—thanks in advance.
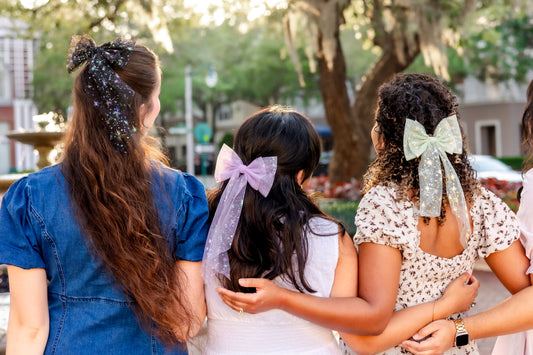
[185,65,194,175]
[184,64,218,175]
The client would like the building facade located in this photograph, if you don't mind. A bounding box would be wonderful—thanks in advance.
[0,17,38,174]
[457,76,532,158]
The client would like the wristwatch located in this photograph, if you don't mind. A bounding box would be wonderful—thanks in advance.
[453,318,469,347]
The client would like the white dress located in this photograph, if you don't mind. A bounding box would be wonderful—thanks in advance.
[203,217,342,355]
[341,184,519,355]
[492,168,533,355]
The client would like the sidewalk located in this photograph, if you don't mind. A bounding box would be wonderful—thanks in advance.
[472,266,511,354]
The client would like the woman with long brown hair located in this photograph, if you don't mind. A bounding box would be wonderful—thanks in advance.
[0,35,209,354]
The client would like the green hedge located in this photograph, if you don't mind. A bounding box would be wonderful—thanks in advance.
[318,200,359,236]
[498,156,524,171]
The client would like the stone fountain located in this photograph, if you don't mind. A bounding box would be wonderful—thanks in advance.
[5,130,64,170]
[1,112,65,194]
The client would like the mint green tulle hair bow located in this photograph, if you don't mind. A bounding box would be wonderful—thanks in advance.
[403,114,471,247]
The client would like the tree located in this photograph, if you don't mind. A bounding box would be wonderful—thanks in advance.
[278,0,482,182]
[158,21,320,124]
[280,0,533,182]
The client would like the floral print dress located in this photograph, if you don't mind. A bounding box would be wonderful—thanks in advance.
[341,184,519,355]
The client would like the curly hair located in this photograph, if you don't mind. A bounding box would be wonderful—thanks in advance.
[208,106,345,294]
[522,80,533,172]
[364,73,480,223]
[62,44,192,345]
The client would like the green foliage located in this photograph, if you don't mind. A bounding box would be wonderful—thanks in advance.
[32,30,76,115]
[317,200,359,236]
[498,156,524,171]
[218,132,234,149]
[159,21,321,117]
[463,13,533,83]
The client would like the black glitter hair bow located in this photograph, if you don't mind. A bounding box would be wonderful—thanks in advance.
[66,34,137,153]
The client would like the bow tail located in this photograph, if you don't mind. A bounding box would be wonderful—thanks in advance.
[440,151,471,247]
[419,147,443,217]
[201,175,247,283]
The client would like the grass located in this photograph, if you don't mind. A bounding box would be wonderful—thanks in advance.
[318,199,359,236]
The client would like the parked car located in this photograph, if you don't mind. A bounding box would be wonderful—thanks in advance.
[469,155,522,182]
[314,150,332,176]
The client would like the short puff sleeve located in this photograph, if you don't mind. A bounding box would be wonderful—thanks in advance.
[174,174,209,262]
[474,187,520,259]
[354,185,415,253]
[0,178,45,269]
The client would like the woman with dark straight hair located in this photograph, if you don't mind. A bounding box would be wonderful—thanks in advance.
[0,35,209,354]
[201,105,357,354]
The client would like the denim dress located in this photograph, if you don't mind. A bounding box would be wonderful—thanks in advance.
[0,164,209,354]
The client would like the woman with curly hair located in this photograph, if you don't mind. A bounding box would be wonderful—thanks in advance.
[0,35,209,354]
[217,73,531,354]
[403,79,533,355]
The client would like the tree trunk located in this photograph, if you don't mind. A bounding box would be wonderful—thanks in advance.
[316,20,359,183]
[349,43,422,176]
[318,25,421,182]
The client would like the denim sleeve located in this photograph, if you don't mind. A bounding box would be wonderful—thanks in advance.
[175,174,209,262]
[0,178,45,269]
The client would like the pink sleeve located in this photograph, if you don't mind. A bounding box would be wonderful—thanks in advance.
[518,169,533,273]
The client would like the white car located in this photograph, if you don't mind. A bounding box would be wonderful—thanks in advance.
[469,155,522,183]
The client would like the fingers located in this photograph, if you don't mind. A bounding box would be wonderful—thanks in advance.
[216,289,258,314]
[457,271,472,284]
[411,322,438,341]
[401,339,439,355]
[238,278,267,288]
[468,274,480,289]
[216,287,254,303]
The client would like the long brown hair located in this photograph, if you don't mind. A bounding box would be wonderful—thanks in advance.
[366,73,480,223]
[208,106,345,293]
[522,80,533,172]
[61,43,191,345]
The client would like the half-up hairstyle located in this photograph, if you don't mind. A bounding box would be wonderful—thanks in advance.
[365,73,480,223]
[208,106,345,293]
[62,41,192,345]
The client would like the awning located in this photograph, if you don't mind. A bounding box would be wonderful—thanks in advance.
[314,124,332,136]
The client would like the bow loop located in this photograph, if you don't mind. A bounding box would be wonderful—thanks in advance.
[403,114,471,247]
[67,35,134,73]
[66,35,97,73]
[214,144,277,197]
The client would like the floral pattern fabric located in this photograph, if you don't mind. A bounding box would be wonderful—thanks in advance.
[341,184,519,355]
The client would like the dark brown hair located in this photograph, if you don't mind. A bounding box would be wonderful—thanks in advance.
[208,106,344,293]
[61,44,192,345]
[522,80,533,172]
[365,73,480,223]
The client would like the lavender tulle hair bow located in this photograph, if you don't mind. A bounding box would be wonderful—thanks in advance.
[201,144,277,284]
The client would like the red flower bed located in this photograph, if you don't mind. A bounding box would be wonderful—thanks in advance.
[305,176,522,211]
[304,176,362,201]
[479,178,522,212]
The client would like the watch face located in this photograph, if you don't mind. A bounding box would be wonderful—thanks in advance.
[456,332,469,346]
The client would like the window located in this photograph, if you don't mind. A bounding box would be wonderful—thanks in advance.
[475,120,502,156]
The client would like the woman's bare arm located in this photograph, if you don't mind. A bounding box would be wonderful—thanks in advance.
[7,265,49,354]
[218,240,402,335]
[340,272,478,355]
[174,261,206,341]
